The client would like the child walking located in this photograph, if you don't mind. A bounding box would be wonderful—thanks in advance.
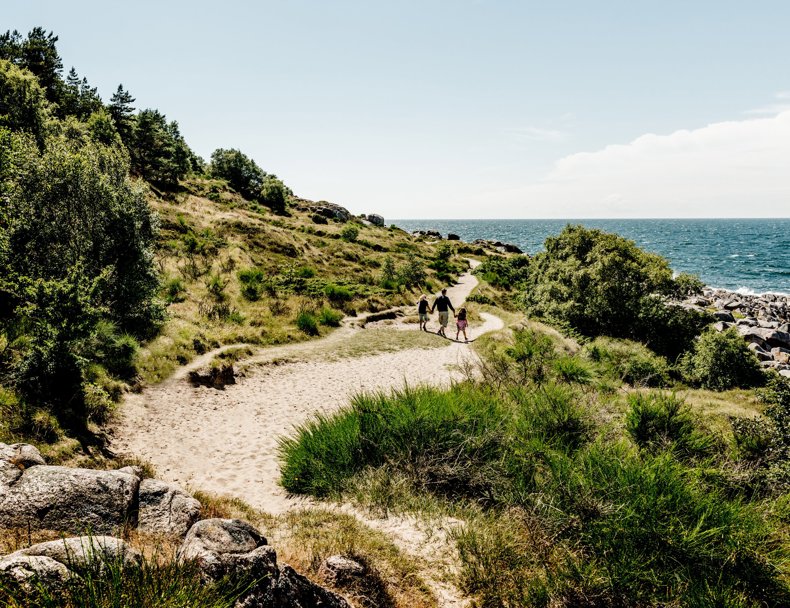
[455,307,469,342]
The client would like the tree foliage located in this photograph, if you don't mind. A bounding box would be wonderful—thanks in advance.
[679,327,765,391]
[0,58,50,145]
[521,225,711,358]
[129,109,195,187]
[209,148,266,201]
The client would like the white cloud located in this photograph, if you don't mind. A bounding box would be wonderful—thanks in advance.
[485,110,790,218]
[744,91,790,116]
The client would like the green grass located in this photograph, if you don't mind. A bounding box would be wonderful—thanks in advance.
[279,358,790,606]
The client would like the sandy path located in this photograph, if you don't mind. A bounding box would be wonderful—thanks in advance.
[113,262,503,607]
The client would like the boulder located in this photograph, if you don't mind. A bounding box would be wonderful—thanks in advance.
[318,555,366,586]
[713,310,735,323]
[366,214,385,227]
[0,465,139,534]
[447,233,460,241]
[14,536,141,573]
[503,243,524,254]
[771,347,790,365]
[780,369,790,379]
[137,479,201,537]
[748,343,774,362]
[179,519,349,608]
[314,202,351,223]
[0,554,74,594]
[272,564,351,608]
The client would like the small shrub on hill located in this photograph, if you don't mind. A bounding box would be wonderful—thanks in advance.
[318,307,344,327]
[584,337,671,387]
[340,225,359,242]
[679,327,765,391]
[324,283,353,304]
[474,255,530,290]
[295,309,319,336]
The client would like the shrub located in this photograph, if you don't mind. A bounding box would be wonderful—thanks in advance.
[295,310,319,335]
[504,327,558,384]
[318,307,344,327]
[324,283,353,303]
[584,337,671,387]
[340,225,359,242]
[679,328,765,390]
[521,225,709,354]
[474,255,531,290]
[237,267,266,301]
[209,147,266,201]
[552,355,594,385]
[396,253,426,288]
[260,175,288,214]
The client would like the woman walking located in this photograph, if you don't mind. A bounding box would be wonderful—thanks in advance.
[417,294,430,331]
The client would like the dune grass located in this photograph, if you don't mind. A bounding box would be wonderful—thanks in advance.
[279,325,790,607]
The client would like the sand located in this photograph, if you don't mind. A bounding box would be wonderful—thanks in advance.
[113,262,503,606]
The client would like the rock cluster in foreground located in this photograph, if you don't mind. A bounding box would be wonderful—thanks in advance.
[683,288,790,377]
[0,443,349,607]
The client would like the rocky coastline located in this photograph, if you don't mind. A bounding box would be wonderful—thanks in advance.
[683,287,790,376]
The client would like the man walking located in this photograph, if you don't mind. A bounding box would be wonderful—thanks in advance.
[431,288,455,337]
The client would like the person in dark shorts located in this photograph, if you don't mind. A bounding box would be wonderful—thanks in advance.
[431,288,455,337]
[417,294,430,331]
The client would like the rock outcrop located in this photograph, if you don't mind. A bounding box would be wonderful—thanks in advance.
[681,288,790,374]
[0,447,140,535]
[0,452,350,607]
[137,478,201,537]
[365,213,385,227]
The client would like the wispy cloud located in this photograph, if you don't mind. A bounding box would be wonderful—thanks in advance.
[511,126,569,142]
[744,91,790,116]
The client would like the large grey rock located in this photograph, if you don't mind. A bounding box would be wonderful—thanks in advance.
[0,443,46,486]
[780,369,790,379]
[748,343,774,362]
[0,465,139,534]
[314,202,351,222]
[137,479,201,537]
[366,214,385,227]
[771,347,790,365]
[713,310,735,323]
[14,535,141,573]
[0,554,74,594]
[272,564,351,608]
[179,519,349,608]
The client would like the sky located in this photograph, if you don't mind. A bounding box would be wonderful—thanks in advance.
[4,0,790,218]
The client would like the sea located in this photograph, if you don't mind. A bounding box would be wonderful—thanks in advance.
[392,219,790,295]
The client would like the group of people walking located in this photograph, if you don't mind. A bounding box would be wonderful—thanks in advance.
[417,289,469,342]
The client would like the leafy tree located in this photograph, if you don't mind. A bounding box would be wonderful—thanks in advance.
[0,59,50,145]
[86,107,121,146]
[129,109,193,187]
[522,225,710,356]
[260,175,288,213]
[0,28,64,105]
[3,132,162,334]
[209,148,266,200]
[108,84,136,144]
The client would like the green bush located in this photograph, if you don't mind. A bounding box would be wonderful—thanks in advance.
[324,283,353,303]
[340,225,359,242]
[584,337,671,387]
[237,267,265,301]
[520,225,710,356]
[474,255,530,290]
[552,355,594,385]
[163,277,186,303]
[295,310,319,335]
[209,147,266,201]
[679,328,765,391]
[318,307,343,327]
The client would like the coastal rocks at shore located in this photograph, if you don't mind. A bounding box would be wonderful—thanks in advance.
[683,288,790,374]
[0,444,349,606]
[410,229,526,254]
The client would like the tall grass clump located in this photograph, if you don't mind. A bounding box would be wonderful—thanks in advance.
[625,392,716,458]
[295,309,319,336]
[0,553,252,608]
[318,307,344,327]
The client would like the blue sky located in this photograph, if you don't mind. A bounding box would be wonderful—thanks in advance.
[5,0,790,218]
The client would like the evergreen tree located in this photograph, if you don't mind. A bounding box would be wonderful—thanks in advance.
[109,84,135,144]
[130,109,192,187]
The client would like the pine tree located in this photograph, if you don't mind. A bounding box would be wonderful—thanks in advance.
[109,84,136,144]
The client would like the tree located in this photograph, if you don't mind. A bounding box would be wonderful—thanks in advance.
[260,175,288,213]
[209,148,266,200]
[108,84,135,144]
[60,67,102,119]
[522,225,710,356]
[0,28,65,105]
[129,109,192,187]
[0,59,51,146]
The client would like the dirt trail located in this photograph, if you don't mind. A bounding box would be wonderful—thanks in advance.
[113,261,503,607]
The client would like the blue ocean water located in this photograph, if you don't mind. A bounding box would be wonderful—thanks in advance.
[392,219,790,295]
